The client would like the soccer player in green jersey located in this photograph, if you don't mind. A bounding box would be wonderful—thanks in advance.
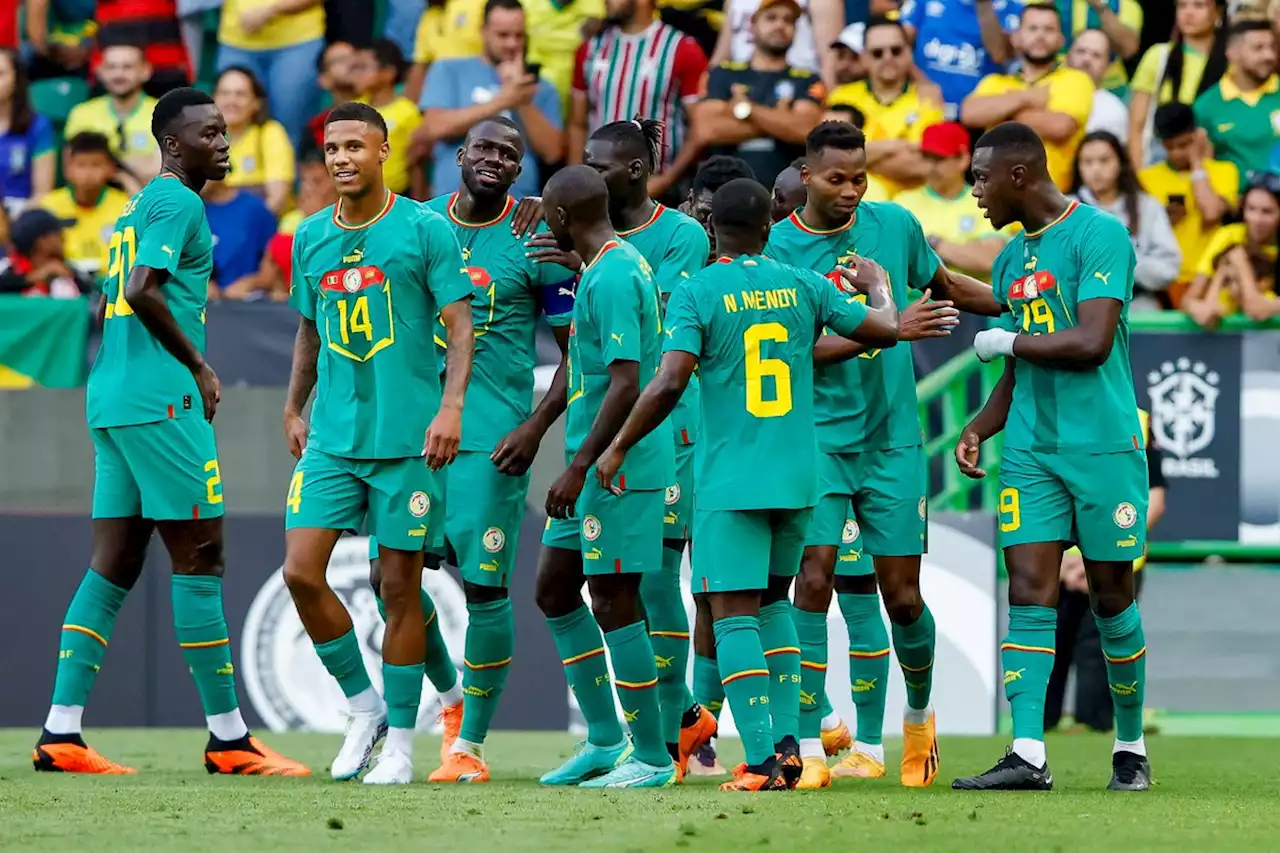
[596,178,900,791]
[771,157,807,223]
[280,102,475,785]
[34,88,308,777]
[953,122,1151,793]
[531,165,678,788]
[417,117,578,783]
[766,121,994,789]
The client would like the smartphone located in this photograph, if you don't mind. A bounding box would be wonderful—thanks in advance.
[525,61,542,79]
[1168,194,1186,206]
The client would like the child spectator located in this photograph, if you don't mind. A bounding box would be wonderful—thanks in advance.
[260,151,334,300]
[352,40,422,196]
[214,66,295,215]
[1184,177,1280,326]
[202,177,277,300]
[0,49,55,217]
[0,208,94,297]
[38,133,129,276]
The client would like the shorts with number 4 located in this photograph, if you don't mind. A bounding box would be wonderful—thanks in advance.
[445,451,528,587]
[540,485,664,576]
[286,447,441,552]
[806,446,928,562]
[692,507,812,592]
[998,447,1148,562]
[91,418,225,521]
[663,441,695,541]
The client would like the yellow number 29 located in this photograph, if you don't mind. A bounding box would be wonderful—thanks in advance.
[998,487,1021,533]
[743,322,792,418]
[337,295,373,344]
[104,226,137,319]
[1020,297,1055,335]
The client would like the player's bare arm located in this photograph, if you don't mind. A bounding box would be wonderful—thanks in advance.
[976,298,1121,371]
[125,263,220,421]
[545,359,640,519]
[427,297,475,470]
[840,257,900,348]
[596,350,696,493]
[928,266,1005,317]
[492,324,572,475]
[815,287,959,366]
[955,359,1015,480]
[282,317,320,459]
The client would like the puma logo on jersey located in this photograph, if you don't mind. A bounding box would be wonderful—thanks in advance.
[343,248,365,263]
[1093,271,1111,286]
[557,287,574,297]
[161,245,174,255]
[610,333,625,345]
[664,326,675,337]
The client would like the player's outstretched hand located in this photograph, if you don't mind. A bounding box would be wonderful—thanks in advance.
[546,464,587,519]
[526,231,583,270]
[955,429,985,480]
[595,446,624,496]
[491,420,543,475]
[973,328,1017,363]
[511,196,544,237]
[195,363,220,422]
[283,411,308,459]
[424,406,462,470]
[832,255,887,296]
[899,289,960,340]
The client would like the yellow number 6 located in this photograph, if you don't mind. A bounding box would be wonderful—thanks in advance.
[743,322,792,418]
[998,487,1021,533]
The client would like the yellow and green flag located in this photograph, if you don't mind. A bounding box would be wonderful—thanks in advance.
[0,296,90,388]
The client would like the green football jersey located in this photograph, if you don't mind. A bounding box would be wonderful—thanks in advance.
[765,201,939,453]
[665,255,869,511]
[86,175,215,428]
[619,204,710,446]
[423,193,577,452]
[290,194,474,460]
[566,239,674,490]
[992,200,1143,454]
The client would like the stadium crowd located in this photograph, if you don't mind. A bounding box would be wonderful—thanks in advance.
[0,0,1276,324]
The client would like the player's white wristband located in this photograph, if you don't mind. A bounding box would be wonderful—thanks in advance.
[973,328,1017,363]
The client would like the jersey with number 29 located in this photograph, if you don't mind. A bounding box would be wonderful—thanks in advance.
[87,174,215,429]
[290,194,474,460]
[992,201,1142,454]
[664,255,869,511]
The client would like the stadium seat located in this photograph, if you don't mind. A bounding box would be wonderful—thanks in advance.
[29,77,90,125]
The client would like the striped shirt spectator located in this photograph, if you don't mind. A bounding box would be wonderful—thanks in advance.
[95,0,192,94]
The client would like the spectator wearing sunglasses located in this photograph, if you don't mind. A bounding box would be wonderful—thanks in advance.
[827,15,941,198]
[63,42,159,193]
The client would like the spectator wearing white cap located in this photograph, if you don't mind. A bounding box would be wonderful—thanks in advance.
[711,0,845,86]
[829,22,866,86]
[1068,28,1128,143]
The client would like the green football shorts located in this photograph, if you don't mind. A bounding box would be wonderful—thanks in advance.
[691,507,812,593]
[540,482,664,576]
[806,445,928,561]
[663,441,695,541]
[91,418,225,521]
[443,450,528,587]
[998,446,1148,562]
[285,447,441,552]
[835,510,871,576]
[367,469,447,560]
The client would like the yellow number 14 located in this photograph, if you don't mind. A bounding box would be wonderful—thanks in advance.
[337,295,373,344]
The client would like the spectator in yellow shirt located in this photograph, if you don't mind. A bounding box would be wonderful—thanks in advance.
[827,15,941,197]
[960,3,1094,191]
[1139,103,1238,306]
[63,43,159,193]
[214,66,296,215]
[352,40,424,197]
[37,133,129,277]
[525,0,605,116]
[1184,179,1280,327]
[896,121,1007,280]
[404,0,487,102]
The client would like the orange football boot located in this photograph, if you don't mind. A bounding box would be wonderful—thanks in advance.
[900,711,940,787]
[676,704,718,778]
[821,721,852,756]
[428,750,490,783]
[204,735,310,776]
[34,734,135,774]
[438,700,464,763]
[720,760,789,792]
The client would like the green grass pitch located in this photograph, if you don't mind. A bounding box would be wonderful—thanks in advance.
[0,730,1274,852]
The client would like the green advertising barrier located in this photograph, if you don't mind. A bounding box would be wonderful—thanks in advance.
[0,296,91,389]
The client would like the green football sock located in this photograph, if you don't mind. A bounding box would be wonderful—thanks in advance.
[547,605,624,747]
[314,628,374,698]
[459,599,513,744]
[714,615,773,766]
[692,654,724,719]
[641,547,692,743]
[376,588,457,694]
[604,621,668,767]
[1002,605,1057,741]
[1095,602,1147,743]
[51,569,128,709]
[791,606,828,740]
[838,592,889,745]
[383,662,423,730]
[891,602,936,711]
[172,575,239,716]
[759,600,800,742]
[818,689,834,722]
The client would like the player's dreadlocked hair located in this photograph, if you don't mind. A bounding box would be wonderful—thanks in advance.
[805,120,866,158]
[692,155,757,196]
[590,117,665,172]
[151,87,215,144]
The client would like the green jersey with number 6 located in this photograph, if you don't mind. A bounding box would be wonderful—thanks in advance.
[290,194,474,460]
[566,239,673,489]
[992,201,1143,454]
[765,201,939,453]
[664,255,869,511]
[619,204,710,446]
[87,175,215,428]
[423,193,577,452]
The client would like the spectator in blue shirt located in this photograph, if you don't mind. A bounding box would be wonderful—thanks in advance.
[202,177,277,301]
[415,0,564,199]
[0,50,55,217]
[900,0,1024,121]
